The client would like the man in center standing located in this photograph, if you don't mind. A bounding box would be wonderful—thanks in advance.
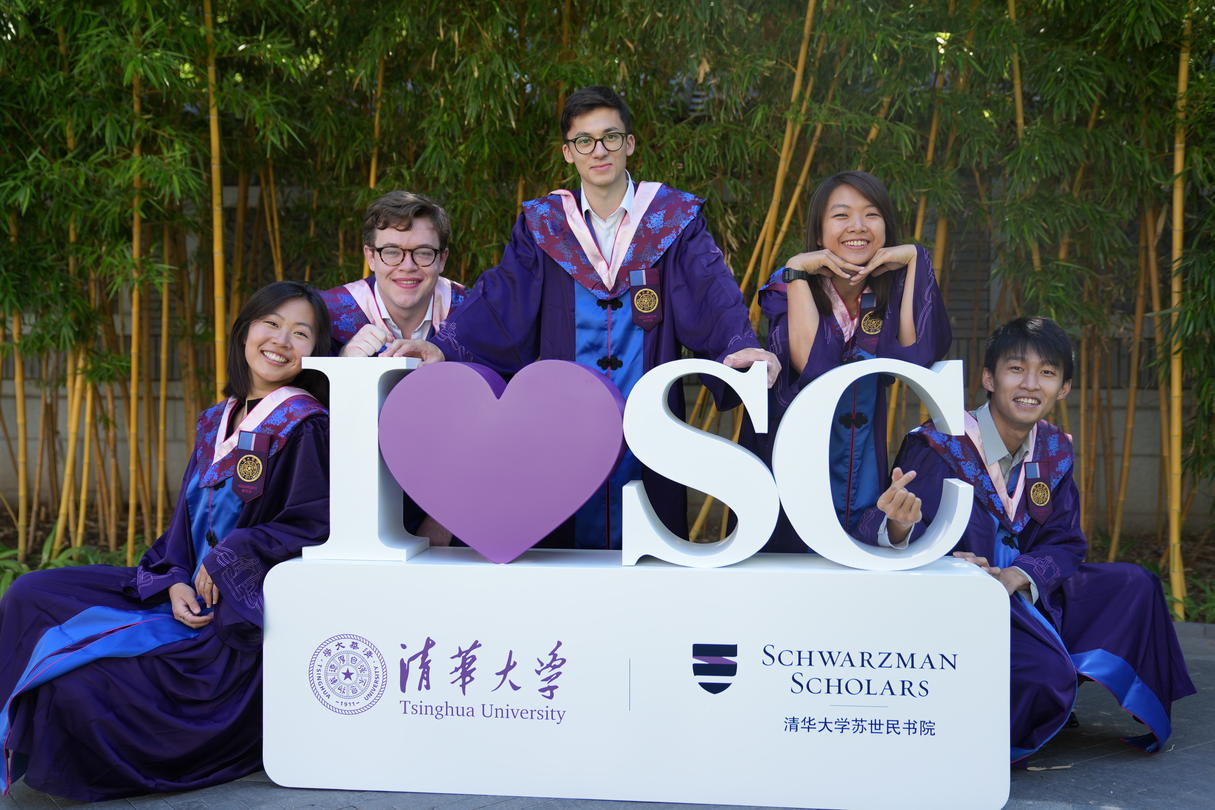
[403,85,778,549]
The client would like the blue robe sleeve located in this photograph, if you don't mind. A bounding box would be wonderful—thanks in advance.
[202,415,331,647]
[429,215,543,375]
[131,454,201,602]
[666,215,760,363]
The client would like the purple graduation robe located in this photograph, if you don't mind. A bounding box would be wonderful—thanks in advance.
[430,184,760,545]
[754,246,951,550]
[860,418,1196,762]
[0,392,329,801]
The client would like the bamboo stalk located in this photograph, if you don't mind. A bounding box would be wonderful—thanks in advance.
[204,0,226,401]
[13,313,29,561]
[89,404,108,546]
[127,45,143,566]
[1077,330,1090,535]
[30,360,50,552]
[156,226,171,535]
[1108,217,1149,561]
[1007,0,1043,275]
[762,64,842,283]
[1166,2,1193,617]
[231,169,249,305]
[1101,354,1116,533]
[104,384,119,551]
[249,180,265,291]
[362,56,387,279]
[140,269,154,542]
[51,350,85,555]
[0,321,14,482]
[369,56,385,188]
[0,320,15,528]
[8,213,29,561]
[1088,339,1103,536]
[305,154,320,283]
[74,382,94,546]
[266,159,284,283]
[734,0,819,301]
[176,238,200,427]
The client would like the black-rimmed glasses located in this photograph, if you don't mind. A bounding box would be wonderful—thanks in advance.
[371,245,440,267]
[565,132,630,155]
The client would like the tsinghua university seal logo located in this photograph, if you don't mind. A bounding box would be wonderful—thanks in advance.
[309,633,388,715]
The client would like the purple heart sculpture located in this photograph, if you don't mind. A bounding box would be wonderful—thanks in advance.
[378,360,625,563]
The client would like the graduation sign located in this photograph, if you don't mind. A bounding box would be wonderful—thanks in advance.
[263,356,1010,809]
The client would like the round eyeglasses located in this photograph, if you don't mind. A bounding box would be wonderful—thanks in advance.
[371,245,440,267]
[564,132,630,155]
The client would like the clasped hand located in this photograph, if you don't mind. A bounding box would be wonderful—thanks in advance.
[167,562,221,628]
[339,324,418,358]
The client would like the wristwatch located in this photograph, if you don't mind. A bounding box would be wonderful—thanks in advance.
[782,267,815,284]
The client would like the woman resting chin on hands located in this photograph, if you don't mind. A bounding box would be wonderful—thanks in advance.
[750,171,951,551]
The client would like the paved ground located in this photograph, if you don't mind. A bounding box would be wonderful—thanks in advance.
[5,624,1212,810]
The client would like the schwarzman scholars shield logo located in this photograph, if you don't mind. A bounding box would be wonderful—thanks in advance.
[309,633,388,715]
[692,643,738,695]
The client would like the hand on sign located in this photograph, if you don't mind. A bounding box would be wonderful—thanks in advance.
[952,550,998,575]
[193,562,220,608]
[392,339,446,365]
[339,324,391,357]
[851,243,917,287]
[877,467,921,544]
[169,582,213,628]
[951,551,1030,596]
[723,348,781,388]
[785,249,865,283]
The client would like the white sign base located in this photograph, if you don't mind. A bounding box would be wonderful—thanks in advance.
[264,549,1010,809]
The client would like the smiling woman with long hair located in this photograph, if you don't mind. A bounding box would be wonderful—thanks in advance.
[755,171,951,551]
[0,281,331,801]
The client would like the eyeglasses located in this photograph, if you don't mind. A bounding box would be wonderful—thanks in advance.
[371,245,440,267]
[564,132,630,155]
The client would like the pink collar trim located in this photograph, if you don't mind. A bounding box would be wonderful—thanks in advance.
[213,386,313,466]
[964,411,1037,521]
[554,181,662,290]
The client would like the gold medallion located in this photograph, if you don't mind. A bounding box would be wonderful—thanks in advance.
[634,288,659,314]
[237,453,263,483]
[860,311,883,335]
[1029,481,1051,507]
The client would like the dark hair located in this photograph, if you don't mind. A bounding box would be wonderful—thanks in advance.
[561,85,632,138]
[362,190,451,252]
[802,171,900,317]
[983,317,1075,387]
[223,281,332,405]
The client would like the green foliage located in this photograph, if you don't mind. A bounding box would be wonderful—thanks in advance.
[0,540,148,598]
[1182,576,1215,625]
[0,0,1213,504]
